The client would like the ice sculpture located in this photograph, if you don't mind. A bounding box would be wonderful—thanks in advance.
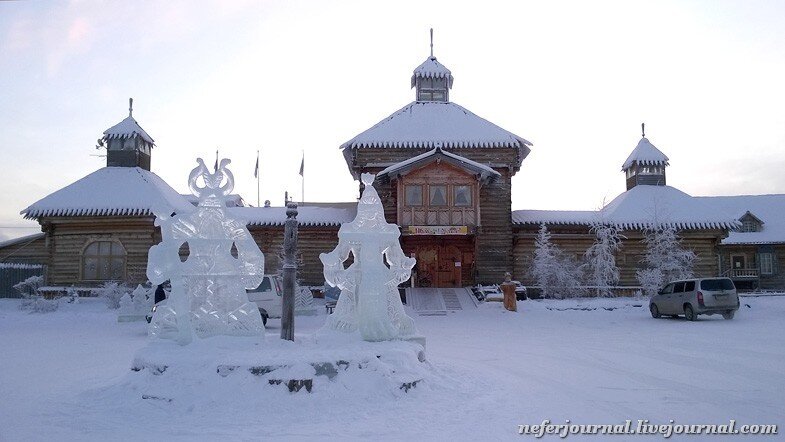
[320,173,417,341]
[147,158,265,345]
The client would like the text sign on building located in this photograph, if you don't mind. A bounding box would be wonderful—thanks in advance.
[407,226,469,235]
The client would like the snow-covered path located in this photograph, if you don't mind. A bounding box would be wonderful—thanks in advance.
[1,297,783,441]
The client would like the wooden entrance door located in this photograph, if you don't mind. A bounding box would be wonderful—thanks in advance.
[436,245,462,287]
[413,245,462,288]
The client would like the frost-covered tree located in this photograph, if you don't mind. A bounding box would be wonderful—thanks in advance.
[14,275,58,313]
[636,225,697,296]
[13,275,43,299]
[96,282,130,309]
[583,223,621,297]
[531,224,583,298]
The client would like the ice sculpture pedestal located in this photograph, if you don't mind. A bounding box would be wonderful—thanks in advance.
[130,331,428,396]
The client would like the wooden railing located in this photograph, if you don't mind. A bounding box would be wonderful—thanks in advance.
[401,207,476,226]
[729,268,759,279]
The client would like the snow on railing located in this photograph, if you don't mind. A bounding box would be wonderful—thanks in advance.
[0,263,44,270]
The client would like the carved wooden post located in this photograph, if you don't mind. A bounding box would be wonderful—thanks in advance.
[281,202,298,341]
[501,271,517,312]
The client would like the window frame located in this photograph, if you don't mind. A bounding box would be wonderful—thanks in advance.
[428,184,448,206]
[741,219,759,232]
[453,185,472,207]
[81,240,127,281]
[404,185,423,206]
[760,252,774,275]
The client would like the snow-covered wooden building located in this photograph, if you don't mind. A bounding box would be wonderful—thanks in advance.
[2,104,352,290]
[2,44,785,294]
[511,132,785,290]
[341,49,532,287]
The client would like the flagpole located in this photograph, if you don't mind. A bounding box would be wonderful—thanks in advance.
[256,149,260,207]
[301,150,304,204]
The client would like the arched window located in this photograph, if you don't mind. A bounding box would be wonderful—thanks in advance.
[82,240,126,280]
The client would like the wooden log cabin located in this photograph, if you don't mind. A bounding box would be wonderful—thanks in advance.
[3,44,785,295]
[511,132,749,289]
[7,101,349,291]
[341,50,532,287]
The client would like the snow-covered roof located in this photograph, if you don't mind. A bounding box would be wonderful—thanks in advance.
[103,115,154,145]
[600,185,737,230]
[696,194,785,244]
[621,137,669,171]
[233,204,357,227]
[377,147,500,181]
[511,210,599,226]
[341,101,532,156]
[0,233,45,250]
[182,193,248,208]
[410,56,454,88]
[22,167,193,219]
[513,185,740,230]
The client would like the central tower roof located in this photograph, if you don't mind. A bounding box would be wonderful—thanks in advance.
[410,29,453,102]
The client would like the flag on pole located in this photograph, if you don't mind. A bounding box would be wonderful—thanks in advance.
[299,153,304,177]
[254,151,259,178]
[214,149,219,171]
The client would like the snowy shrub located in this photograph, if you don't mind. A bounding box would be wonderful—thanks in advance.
[551,255,584,299]
[14,275,59,312]
[636,268,663,298]
[583,223,621,297]
[29,297,59,313]
[97,282,131,309]
[531,224,584,298]
[636,226,697,296]
[64,287,80,304]
[13,275,43,298]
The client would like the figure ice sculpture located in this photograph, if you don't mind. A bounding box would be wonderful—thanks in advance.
[320,173,417,341]
[147,158,265,345]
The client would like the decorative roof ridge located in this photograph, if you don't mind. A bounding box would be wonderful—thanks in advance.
[377,146,500,179]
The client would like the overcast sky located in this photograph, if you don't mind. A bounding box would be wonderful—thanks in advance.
[1,0,784,240]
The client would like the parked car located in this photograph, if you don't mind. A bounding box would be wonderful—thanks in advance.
[146,275,284,326]
[246,274,283,325]
[649,277,739,321]
[511,280,528,300]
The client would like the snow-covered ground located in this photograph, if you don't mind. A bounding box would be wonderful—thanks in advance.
[1,296,783,441]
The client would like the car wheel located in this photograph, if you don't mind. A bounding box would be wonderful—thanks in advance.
[684,304,697,321]
[261,313,268,326]
[722,310,735,320]
[649,303,661,318]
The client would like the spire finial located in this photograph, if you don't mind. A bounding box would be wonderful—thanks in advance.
[641,122,645,138]
[129,98,133,118]
[430,28,434,58]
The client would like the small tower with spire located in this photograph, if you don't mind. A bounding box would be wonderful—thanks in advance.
[411,29,454,102]
[98,98,155,170]
[621,123,669,190]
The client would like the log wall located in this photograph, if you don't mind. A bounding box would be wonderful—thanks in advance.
[513,224,725,286]
[249,225,340,287]
[719,244,785,290]
[40,216,160,286]
[0,235,49,266]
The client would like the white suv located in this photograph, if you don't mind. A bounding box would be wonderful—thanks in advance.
[650,277,739,321]
[246,275,283,325]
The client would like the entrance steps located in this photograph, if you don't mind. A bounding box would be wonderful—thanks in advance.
[405,287,477,316]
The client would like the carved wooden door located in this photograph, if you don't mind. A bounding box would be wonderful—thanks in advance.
[437,245,462,287]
